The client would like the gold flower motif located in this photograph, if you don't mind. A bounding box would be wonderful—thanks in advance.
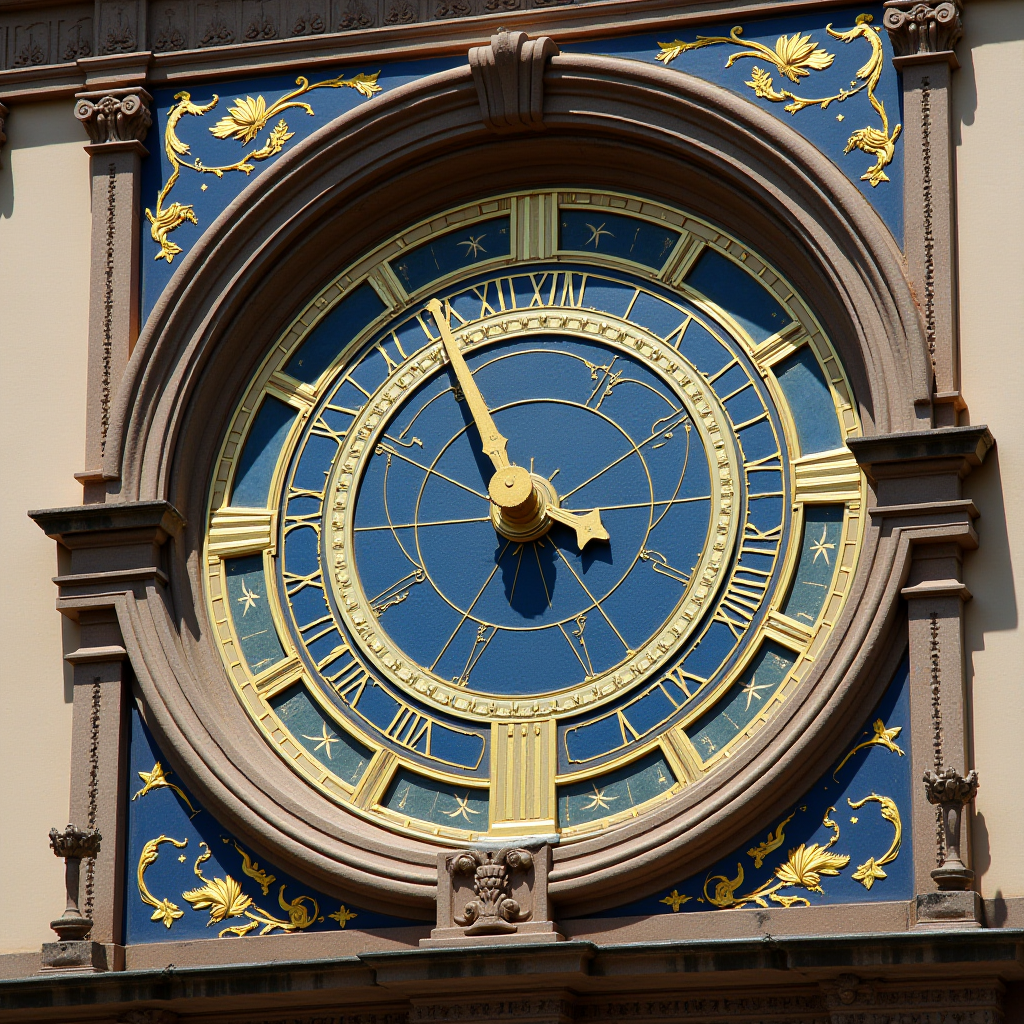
[851,856,887,889]
[329,904,358,927]
[765,31,836,81]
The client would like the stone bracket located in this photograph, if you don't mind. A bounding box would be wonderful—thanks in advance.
[469,28,559,134]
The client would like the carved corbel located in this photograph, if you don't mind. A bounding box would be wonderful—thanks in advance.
[30,501,184,950]
[425,841,562,945]
[883,0,964,426]
[72,88,152,498]
[469,28,560,133]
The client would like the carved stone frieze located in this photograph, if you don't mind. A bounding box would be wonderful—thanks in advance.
[468,27,560,132]
[74,88,152,146]
[883,0,963,58]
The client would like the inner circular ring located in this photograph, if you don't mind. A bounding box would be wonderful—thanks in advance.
[412,399,654,630]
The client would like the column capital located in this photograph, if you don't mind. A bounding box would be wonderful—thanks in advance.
[74,88,152,150]
[883,0,964,60]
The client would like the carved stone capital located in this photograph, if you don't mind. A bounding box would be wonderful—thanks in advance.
[49,824,102,860]
[48,825,101,944]
[468,28,560,133]
[883,0,963,58]
[923,767,979,890]
[74,88,152,147]
[449,847,533,935]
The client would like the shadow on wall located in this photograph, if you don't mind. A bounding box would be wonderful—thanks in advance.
[0,101,85,221]
[953,0,1024,141]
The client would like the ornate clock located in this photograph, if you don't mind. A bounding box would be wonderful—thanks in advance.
[203,190,865,844]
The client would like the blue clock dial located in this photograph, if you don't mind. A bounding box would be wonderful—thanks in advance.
[205,190,865,842]
[349,332,713,699]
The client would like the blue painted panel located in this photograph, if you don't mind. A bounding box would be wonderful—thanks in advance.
[125,708,418,943]
[781,505,845,625]
[231,395,297,507]
[225,555,286,673]
[559,209,681,269]
[270,685,373,786]
[390,216,510,294]
[586,655,913,916]
[380,767,488,828]
[774,346,844,454]
[140,56,466,320]
[558,748,676,827]
[283,283,387,384]
[684,248,792,344]
[560,5,904,243]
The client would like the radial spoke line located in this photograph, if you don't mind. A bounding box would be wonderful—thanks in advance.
[430,542,511,671]
[553,547,631,651]
[381,446,489,500]
[559,413,689,502]
[507,545,526,606]
[593,495,712,512]
[354,516,492,532]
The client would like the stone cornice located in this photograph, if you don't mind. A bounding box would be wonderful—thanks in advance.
[0,0,900,102]
[847,425,994,480]
[29,499,185,545]
[0,933,1022,1009]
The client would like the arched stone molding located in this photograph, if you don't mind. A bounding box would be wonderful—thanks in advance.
[94,53,937,917]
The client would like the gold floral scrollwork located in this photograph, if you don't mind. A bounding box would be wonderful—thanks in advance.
[137,835,188,928]
[656,14,901,186]
[224,837,276,895]
[182,841,254,932]
[182,840,324,937]
[145,70,382,263]
[848,793,902,889]
[704,807,850,909]
[833,718,904,779]
[747,810,795,868]
[132,761,199,817]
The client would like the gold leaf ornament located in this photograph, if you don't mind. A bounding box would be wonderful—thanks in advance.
[182,842,253,925]
[767,31,835,81]
[773,842,850,894]
[329,904,358,927]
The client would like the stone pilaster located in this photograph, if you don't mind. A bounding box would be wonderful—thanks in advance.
[849,425,991,919]
[883,0,964,426]
[29,501,184,949]
[73,87,152,502]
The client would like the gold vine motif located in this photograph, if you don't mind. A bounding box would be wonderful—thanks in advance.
[833,717,904,779]
[849,793,902,889]
[656,16,901,187]
[136,834,356,934]
[137,835,189,927]
[132,761,199,817]
[146,71,382,263]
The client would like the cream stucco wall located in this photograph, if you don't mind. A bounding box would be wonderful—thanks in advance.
[956,0,1024,908]
[0,101,91,952]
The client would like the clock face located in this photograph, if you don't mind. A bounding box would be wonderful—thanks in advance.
[204,191,865,843]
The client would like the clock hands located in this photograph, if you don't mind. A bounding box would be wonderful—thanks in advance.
[427,297,609,551]
[426,298,510,473]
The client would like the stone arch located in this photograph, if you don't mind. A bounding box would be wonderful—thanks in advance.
[100,52,931,917]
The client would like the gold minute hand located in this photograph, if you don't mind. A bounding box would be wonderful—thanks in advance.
[427,298,510,473]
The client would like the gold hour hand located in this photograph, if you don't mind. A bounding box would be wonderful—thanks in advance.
[545,506,609,551]
[427,298,509,473]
